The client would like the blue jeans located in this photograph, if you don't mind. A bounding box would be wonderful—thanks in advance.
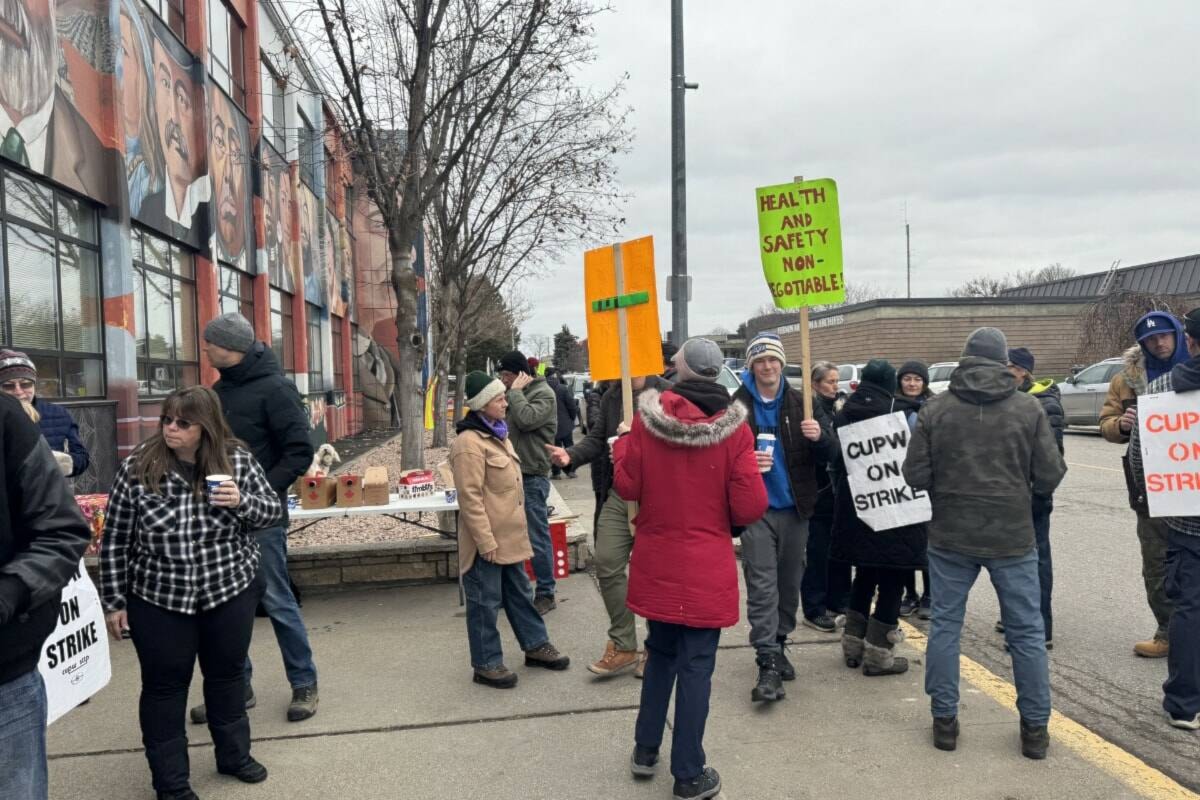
[245,527,317,689]
[0,670,48,800]
[635,621,720,782]
[1163,530,1200,721]
[523,475,555,598]
[926,546,1050,725]
[462,556,550,670]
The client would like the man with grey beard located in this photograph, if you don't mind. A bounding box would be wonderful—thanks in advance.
[0,0,108,199]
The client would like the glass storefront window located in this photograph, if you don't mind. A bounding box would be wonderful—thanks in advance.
[132,227,198,396]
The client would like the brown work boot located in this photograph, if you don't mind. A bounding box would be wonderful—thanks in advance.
[587,641,639,676]
[634,650,647,679]
[1134,636,1169,658]
[473,666,518,688]
[524,642,570,670]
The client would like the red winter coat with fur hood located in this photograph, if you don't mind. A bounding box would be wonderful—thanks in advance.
[612,384,767,629]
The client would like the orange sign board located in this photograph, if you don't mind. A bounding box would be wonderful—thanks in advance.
[584,237,663,381]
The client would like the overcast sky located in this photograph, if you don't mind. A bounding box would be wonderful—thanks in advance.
[515,0,1200,354]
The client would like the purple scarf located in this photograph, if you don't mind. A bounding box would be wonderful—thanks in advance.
[478,413,508,440]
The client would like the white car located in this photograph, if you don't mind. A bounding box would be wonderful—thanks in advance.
[717,365,741,396]
[836,363,866,395]
[927,362,958,394]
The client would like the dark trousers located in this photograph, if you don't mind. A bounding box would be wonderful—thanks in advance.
[551,434,576,476]
[1033,507,1053,641]
[903,570,931,602]
[127,574,264,793]
[801,514,849,618]
[850,566,907,625]
[1164,530,1200,721]
[635,621,720,782]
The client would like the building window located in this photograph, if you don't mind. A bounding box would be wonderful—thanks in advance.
[305,303,323,391]
[297,109,317,189]
[261,56,287,153]
[331,323,343,390]
[0,168,104,398]
[144,0,186,41]
[217,263,254,322]
[270,289,294,381]
[207,0,246,108]
[131,227,197,396]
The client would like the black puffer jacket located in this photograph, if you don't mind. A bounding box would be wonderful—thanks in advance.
[567,377,671,502]
[829,384,927,570]
[0,395,91,685]
[213,343,315,524]
[811,391,845,519]
[1023,377,1065,515]
[547,376,579,439]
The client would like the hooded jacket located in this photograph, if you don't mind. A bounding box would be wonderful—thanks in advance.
[613,383,767,629]
[546,376,579,439]
[213,342,315,524]
[33,397,90,477]
[567,377,671,502]
[0,394,91,685]
[1100,312,1190,444]
[829,384,926,570]
[505,376,557,477]
[1129,353,1200,538]
[902,357,1067,559]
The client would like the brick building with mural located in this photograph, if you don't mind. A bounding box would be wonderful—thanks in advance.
[0,0,413,492]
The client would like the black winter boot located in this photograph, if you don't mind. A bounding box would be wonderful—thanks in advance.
[933,716,959,751]
[841,609,868,668]
[751,652,785,702]
[1020,719,1049,760]
[862,617,909,676]
[775,635,796,681]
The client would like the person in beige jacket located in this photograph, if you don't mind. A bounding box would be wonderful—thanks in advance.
[450,371,570,688]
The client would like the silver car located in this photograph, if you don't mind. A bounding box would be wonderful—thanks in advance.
[1059,357,1124,427]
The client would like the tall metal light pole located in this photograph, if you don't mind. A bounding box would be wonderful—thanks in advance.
[670,0,698,345]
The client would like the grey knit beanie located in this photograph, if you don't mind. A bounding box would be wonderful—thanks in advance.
[204,312,256,353]
[962,327,1008,363]
[673,338,724,382]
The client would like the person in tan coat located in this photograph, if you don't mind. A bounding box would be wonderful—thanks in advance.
[450,371,570,688]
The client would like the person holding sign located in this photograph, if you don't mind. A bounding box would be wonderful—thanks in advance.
[731,333,831,703]
[830,360,927,678]
[0,393,91,800]
[1129,307,1200,731]
[903,328,1066,759]
[100,386,282,799]
[893,360,934,621]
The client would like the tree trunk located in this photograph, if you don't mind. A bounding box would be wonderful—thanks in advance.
[452,325,468,422]
[390,241,426,470]
[431,364,449,448]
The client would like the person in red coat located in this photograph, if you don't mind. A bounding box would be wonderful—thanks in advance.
[613,338,768,800]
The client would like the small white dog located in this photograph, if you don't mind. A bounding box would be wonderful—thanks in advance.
[307,443,341,477]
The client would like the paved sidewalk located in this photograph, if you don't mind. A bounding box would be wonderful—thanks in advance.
[47,567,1170,799]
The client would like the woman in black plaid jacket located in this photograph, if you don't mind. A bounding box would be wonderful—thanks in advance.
[100,386,281,800]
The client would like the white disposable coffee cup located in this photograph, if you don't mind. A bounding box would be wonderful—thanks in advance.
[206,474,233,502]
[756,433,776,455]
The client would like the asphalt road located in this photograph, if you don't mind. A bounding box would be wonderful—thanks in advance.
[554,426,1199,793]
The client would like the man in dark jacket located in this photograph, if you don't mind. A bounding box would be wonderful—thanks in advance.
[545,370,579,479]
[195,313,319,724]
[0,393,91,799]
[732,333,831,704]
[995,347,1065,647]
[547,374,671,678]
[0,350,91,478]
[904,328,1067,759]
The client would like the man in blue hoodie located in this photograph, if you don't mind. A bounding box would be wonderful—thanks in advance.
[732,333,831,703]
[1130,307,1200,730]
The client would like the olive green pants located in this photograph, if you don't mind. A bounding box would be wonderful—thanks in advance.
[594,492,639,652]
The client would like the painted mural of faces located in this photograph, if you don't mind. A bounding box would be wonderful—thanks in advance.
[118,10,144,139]
[0,0,57,122]
[152,37,196,208]
[209,88,247,260]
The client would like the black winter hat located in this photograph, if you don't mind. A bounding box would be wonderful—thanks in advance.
[897,360,929,386]
[1185,307,1200,340]
[860,359,897,394]
[498,350,532,376]
[1007,347,1035,373]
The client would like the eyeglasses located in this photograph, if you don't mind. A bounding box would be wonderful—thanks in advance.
[160,415,195,430]
[0,380,35,392]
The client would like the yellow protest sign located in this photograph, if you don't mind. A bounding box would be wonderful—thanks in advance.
[756,178,845,308]
[584,236,662,382]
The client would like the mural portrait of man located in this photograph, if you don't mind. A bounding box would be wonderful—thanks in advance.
[276,162,297,292]
[0,0,110,200]
[300,185,324,306]
[118,0,162,216]
[210,85,251,269]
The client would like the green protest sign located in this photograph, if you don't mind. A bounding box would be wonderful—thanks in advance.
[755,178,845,308]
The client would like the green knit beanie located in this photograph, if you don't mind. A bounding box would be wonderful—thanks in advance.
[464,371,506,411]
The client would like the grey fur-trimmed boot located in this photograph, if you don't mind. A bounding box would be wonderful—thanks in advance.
[841,609,868,668]
[862,617,909,676]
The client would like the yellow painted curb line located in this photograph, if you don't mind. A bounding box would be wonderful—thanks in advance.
[899,621,1199,800]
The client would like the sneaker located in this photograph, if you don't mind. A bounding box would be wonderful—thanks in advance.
[287,683,318,722]
[899,597,918,617]
[751,653,785,702]
[802,613,838,633]
[190,683,255,725]
[533,595,557,616]
[933,716,959,751]
[630,745,659,777]
[634,650,647,679]
[588,641,639,676]
[525,642,571,670]
[1166,712,1200,731]
[473,666,518,688]
[1020,719,1049,760]
[1134,637,1169,658]
[917,597,932,620]
[218,757,268,784]
[673,766,721,800]
[566,472,579,480]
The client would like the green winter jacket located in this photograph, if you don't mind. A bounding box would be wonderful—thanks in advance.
[505,377,557,477]
[902,357,1067,559]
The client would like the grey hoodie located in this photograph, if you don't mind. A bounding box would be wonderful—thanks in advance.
[902,357,1067,558]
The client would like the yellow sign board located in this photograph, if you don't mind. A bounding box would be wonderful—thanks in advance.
[756,178,845,308]
[584,236,663,382]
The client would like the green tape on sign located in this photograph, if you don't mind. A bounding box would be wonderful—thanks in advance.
[591,291,650,313]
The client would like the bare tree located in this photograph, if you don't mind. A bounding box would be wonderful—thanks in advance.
[1075,290,1182,365]
[948,263,1078,297]
[304,0,598,468]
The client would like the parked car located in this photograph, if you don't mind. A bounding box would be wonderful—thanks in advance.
[927,362,958,394]
[836,363,866,395]
[561,372,590,431]
[1059,357,1123,427]
[717,365,741,396]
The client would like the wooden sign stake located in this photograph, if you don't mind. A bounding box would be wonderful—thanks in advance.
[794,175,814,420]
[612,243,639,528]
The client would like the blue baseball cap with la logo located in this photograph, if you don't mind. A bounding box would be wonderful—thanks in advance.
[1135,311,1180,342]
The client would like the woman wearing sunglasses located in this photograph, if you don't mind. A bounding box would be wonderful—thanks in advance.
[100,386,282,800]
[0,349,91,477]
